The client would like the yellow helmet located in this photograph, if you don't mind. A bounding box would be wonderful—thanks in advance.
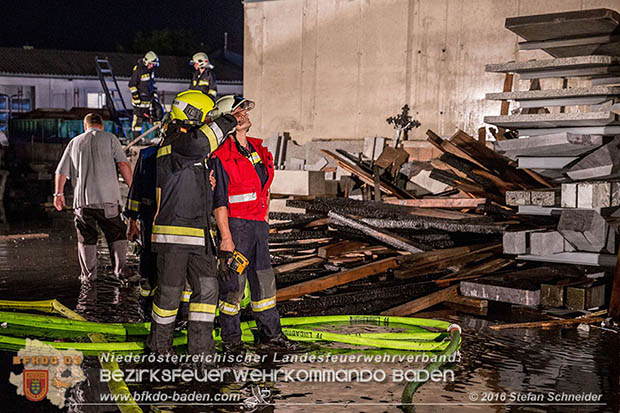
[143,51,159,67]
[170,90,216,124]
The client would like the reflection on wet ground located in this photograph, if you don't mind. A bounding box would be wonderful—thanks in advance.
[0,210,618,412]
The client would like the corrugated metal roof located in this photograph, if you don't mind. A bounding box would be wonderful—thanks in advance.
[0,47,242,82]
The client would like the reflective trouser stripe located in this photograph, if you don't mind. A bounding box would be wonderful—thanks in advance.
[198,81,209,85]
[180,290,192,303]
[188,303,216,322]
[189,303,216,313]
[229,192,257,204]
[218,300,240,316]
[208,90,216,97]
[128,199,140,212]
[139,287,151,297]
[141,74,151,80]
[188,312,216,322]
[129,87,137,92]
[153,224,204,237]
[151,233,205,246]
[251,296,276,312]
[152,303,178,325]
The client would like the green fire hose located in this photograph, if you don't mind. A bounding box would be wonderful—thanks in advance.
[0,299,461,411]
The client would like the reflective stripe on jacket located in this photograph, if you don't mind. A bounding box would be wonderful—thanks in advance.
[151,117,236,252]
[211,136,274,221]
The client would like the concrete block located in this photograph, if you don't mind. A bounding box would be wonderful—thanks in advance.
[567,138,620,180]
[577,182,611,208]
[460,281,539,306]
[486,55,620,74]
[363,137,386,161]
[484,112,618,129]
[494,132,604,160]
[558,209,609,252]
[268,198,306,214]
[531,190,560,207]
[561,183,577,208]
[541,284,565,307]
[612,182,620,206]
[287,157,306,170]
[503,231,529,254]
[271,170,326,196]
[564,239,576,252]
[506,190,531,206]
[566,284,606,310]
[530,231,565,256]
[305,157,328,171]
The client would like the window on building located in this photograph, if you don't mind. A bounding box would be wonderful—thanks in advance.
[87,92,106,109]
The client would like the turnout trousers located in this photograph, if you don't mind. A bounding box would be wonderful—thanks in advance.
[74,206,127,281]
[146,251,218,355]
[218,217,282,343]
[131,106,150,138]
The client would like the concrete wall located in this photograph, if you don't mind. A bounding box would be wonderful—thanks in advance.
[244,0,620,156]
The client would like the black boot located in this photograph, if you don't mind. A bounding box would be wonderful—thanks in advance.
[258,332,305,353]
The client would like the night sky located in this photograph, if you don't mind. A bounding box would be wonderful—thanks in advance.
[0,0,244,54]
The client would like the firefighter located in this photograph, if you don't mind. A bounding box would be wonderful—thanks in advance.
[129,51,159,139]
[189,52,217,98]
[146,90,236,358]
[210,96,300,353]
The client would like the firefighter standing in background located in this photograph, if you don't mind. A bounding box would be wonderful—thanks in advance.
[189,52,217,98]
[210,96,301,353]
[146,90,237,359]
[129,51,159,139]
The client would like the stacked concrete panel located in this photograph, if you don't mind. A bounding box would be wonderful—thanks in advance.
[488,8,620,267]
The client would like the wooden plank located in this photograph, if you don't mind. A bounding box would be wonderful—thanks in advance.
[317,240,366,258]
[489,312,607,330]
[380,285,459,316]
[276,256,400,302]
[321,149,413,199]
[273,257,324,274]
[445,295,489,309]
[328,212,423,253]
[383,198,486,209]
[0,233,49,241]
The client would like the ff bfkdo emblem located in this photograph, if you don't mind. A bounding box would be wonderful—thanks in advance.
[24,370,49,402]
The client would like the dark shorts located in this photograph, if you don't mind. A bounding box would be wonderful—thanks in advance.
[74,207,127,245]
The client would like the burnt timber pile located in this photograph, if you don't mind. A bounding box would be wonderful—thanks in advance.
[268,8,620,323]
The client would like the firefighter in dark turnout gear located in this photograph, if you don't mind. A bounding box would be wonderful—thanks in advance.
[124,145,159,313]
[147,90,236,357]
[189,52,217,98]
[210,97,300,353]
[129,51,159,139]
[125,145,195,321]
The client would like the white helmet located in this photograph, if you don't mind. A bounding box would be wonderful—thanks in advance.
[143,51,159,67]
[190,52,214,70]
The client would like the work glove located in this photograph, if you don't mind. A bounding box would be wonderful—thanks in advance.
[217,250,239,293]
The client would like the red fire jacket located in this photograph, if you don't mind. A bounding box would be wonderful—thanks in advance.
[212,136,274,221]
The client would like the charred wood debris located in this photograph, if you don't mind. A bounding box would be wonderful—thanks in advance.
[267,126,558,319]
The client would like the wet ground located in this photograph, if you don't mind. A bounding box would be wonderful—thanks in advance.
[0,208,618,412]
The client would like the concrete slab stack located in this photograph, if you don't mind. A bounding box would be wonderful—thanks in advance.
[487,8,620,268]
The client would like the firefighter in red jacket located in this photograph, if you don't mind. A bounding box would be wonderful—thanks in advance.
[210,96,299,353]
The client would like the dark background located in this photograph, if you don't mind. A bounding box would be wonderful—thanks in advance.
[0,0,244,55]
